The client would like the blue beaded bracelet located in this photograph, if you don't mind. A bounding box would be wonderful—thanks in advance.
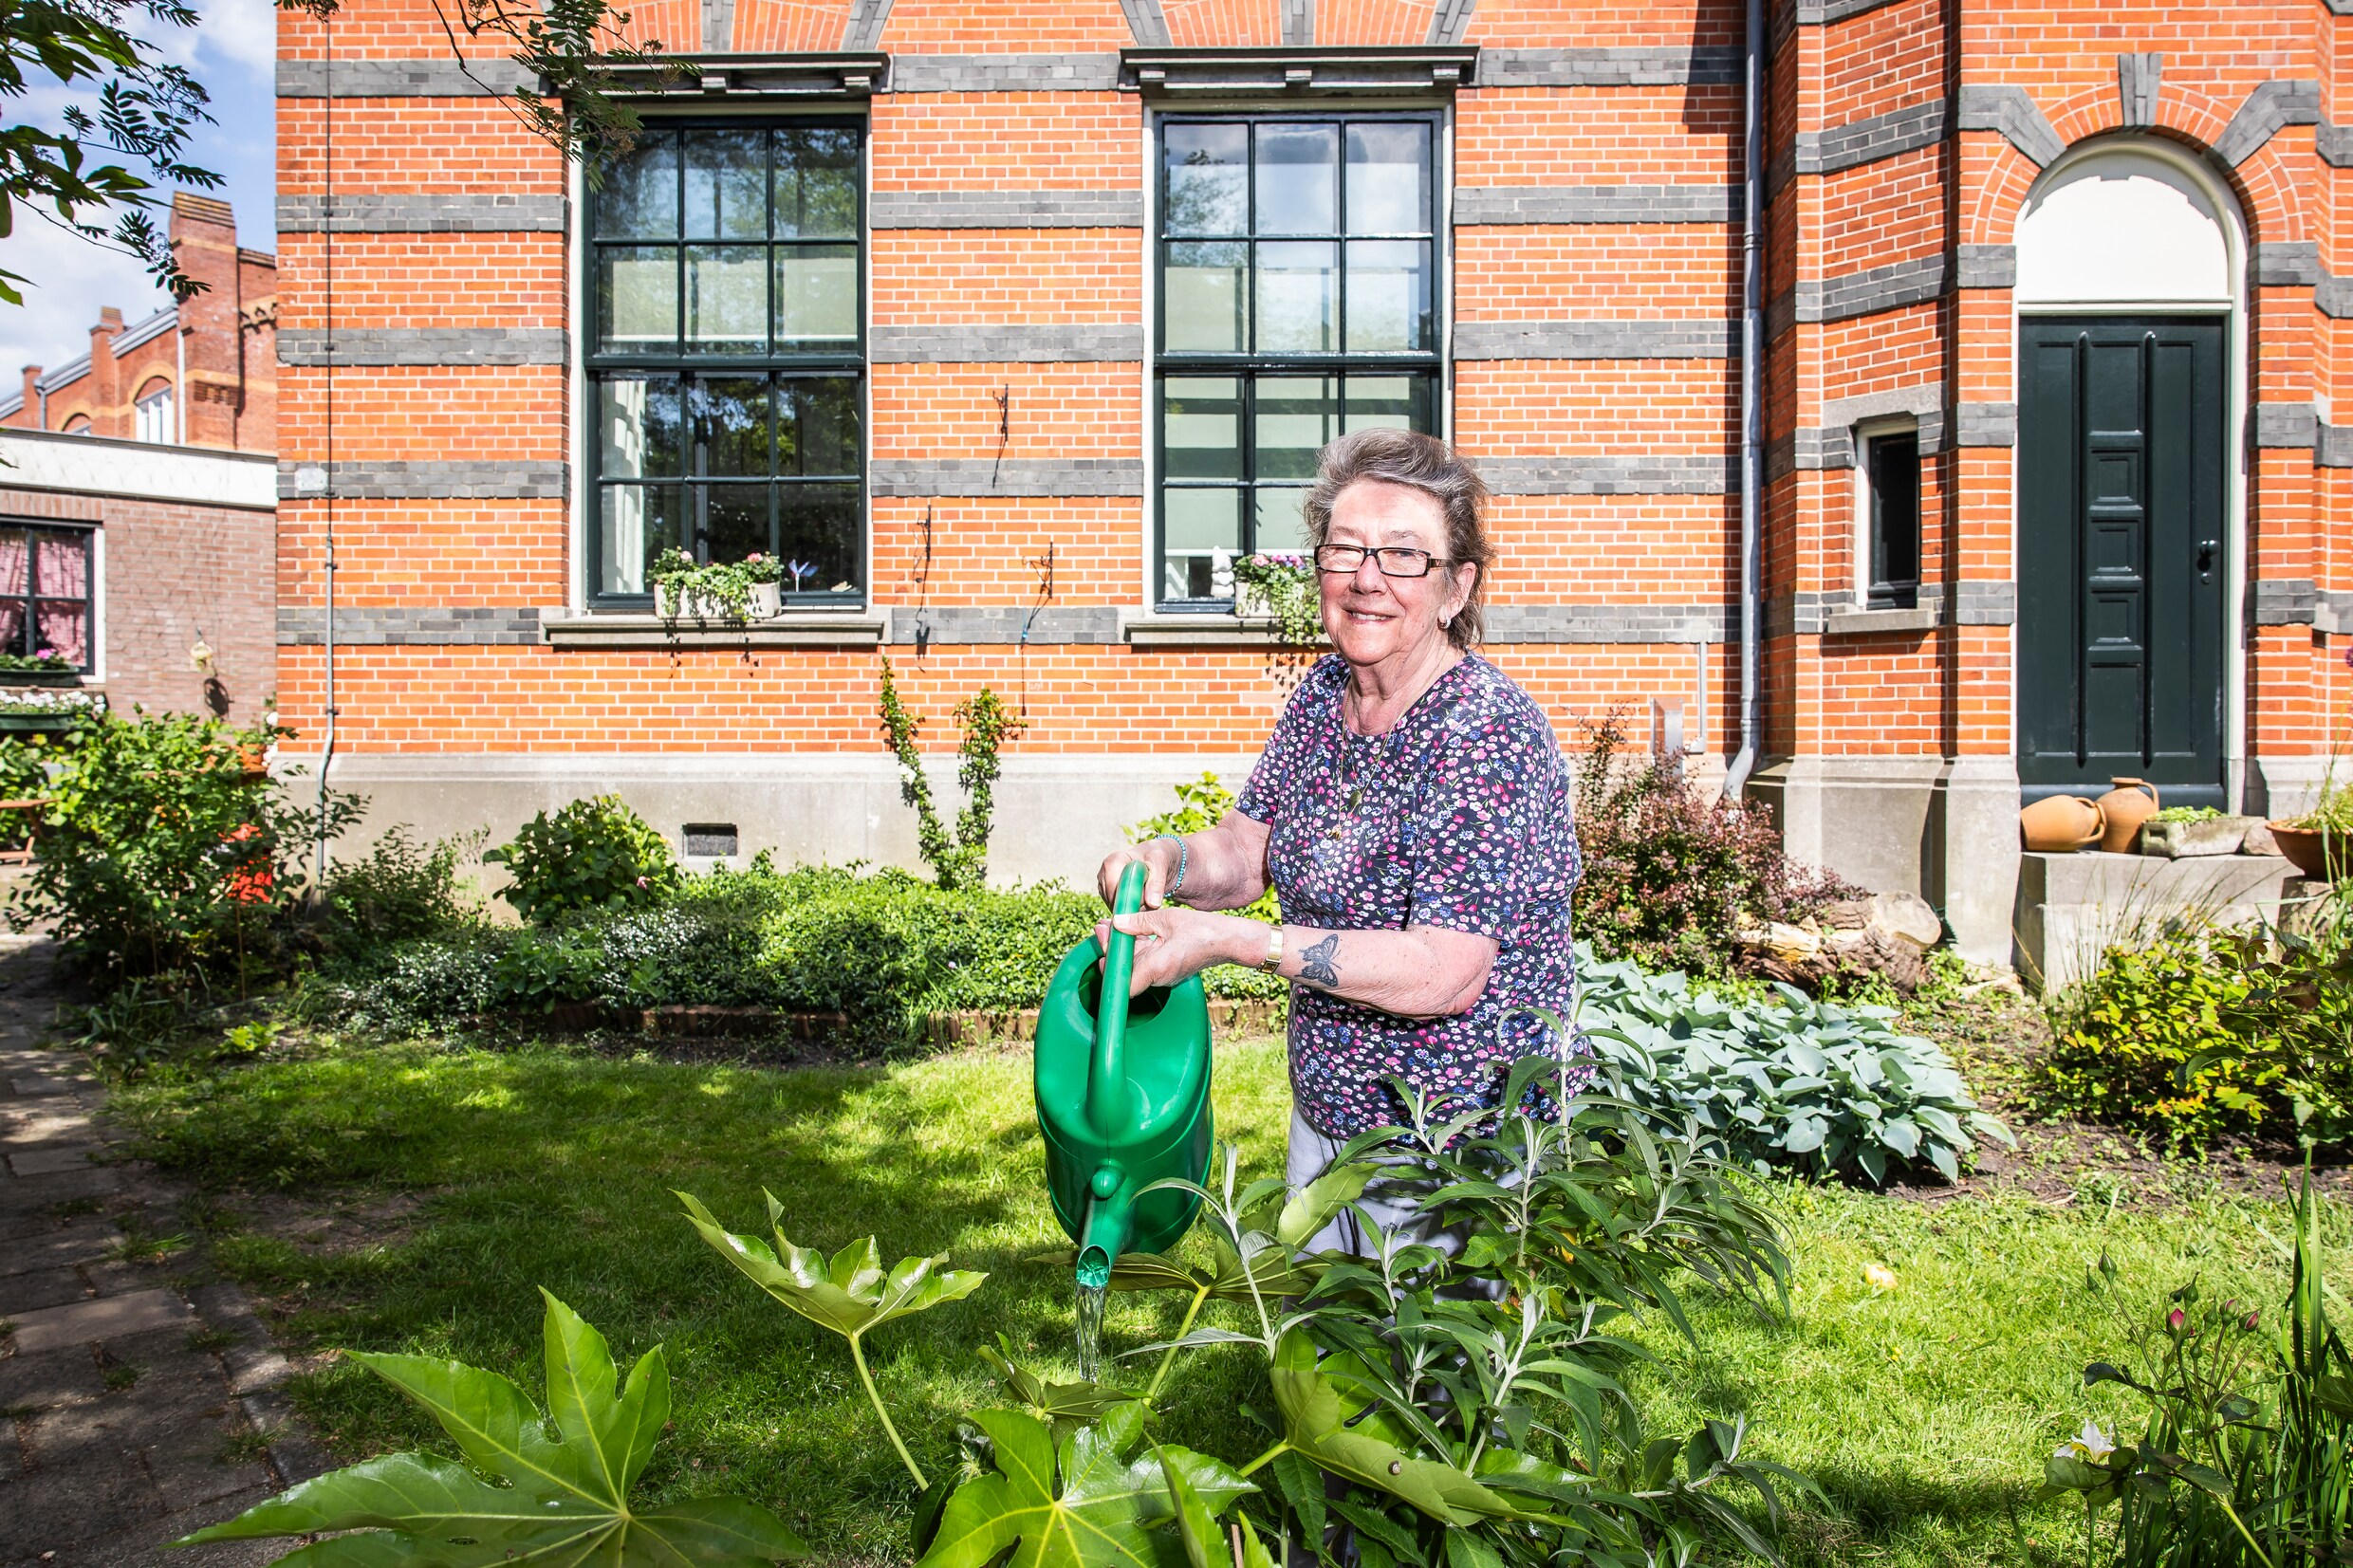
[1154,833,1190,903]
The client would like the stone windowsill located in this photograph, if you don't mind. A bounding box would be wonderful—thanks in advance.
[1121,609,1287,648]
[542,611,885,650]
[1823,605,1940,636]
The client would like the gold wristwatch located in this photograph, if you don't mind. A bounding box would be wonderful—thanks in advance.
[1259,924,1284,972]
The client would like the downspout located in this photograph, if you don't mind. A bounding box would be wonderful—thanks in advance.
[314,18,339,883]
[175,315,186,444]
[1723,0,1765,800]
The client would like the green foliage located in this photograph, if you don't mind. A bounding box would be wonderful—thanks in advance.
[1573,710,1857,978]
[176,1289,806,1565]
[2150,805,2225,824]
[1581,948,2013,1185]
[0,732,56,850]
[652,546,774,620]
[2041,897,2353,1151]
[319,825,485,952]
[1127,772,1282,928]
[484,795,679,925]
[877,657,1023,891]
[6,709,358,987]
[0,650,73,671]
[2035,1171,2353,1568]
[1231,553,1323,650]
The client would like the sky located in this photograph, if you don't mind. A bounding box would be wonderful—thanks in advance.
[0,0,277,379]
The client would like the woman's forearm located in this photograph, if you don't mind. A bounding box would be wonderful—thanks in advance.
[1164,814,1271,911]
[1270,923,1496,1020]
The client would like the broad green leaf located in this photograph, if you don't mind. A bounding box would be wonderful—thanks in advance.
[917,1406,1250,1568]
[1272,1165,1374,1249]
[173,1297,806,1568]
[677,1190,985,1338]
[1267,1331,1526,1526]
[979,1336,1138,1436]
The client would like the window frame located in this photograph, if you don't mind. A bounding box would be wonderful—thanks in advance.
[1151,109,1446,610]
[580,113,869,612]
[1855,419,1922,612]
[0,521,97,673]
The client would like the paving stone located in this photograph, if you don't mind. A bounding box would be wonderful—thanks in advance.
[0,1432,162,1553]
[26,1483,285,1568]
[0,1264,94,1315]
[0,1343,102,1409]
[7,1147,95,1176]
[144,1441,272,1511]
[8,1076,75,1097]
[1,1108,93,1144]
[13,1168,120,1206]
[9,1290,190,1354]
[0,1219,112,1273]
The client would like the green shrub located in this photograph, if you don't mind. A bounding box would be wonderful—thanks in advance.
[483,794,679,924]
[1127,770,1284,932]
[319,825,484,952]
[7,709,358,987]
[1581,944,2011,1184]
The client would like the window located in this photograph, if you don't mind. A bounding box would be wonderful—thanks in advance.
[60,416,91,436]
[1156,115,1441,603]
[0,525,94,671]
[135,381,174,444]
[587,120,864,606]
[1861,427,1920,610]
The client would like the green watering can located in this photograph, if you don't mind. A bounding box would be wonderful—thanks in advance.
[1034,861,1214,1286]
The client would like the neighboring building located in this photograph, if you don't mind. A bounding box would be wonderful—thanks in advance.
[271,1,2349,967]
[0,194,278,717]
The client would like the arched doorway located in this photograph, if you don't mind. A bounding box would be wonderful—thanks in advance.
[2014,138,2245,809]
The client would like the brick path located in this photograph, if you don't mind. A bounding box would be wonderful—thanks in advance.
[0,940,329,1566]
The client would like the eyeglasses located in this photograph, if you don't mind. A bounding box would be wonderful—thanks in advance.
[1313,544,1455,579]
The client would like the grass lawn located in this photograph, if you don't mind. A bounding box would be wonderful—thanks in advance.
[112,1030,2320,1568]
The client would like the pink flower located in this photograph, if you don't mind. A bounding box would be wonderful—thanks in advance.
[2245,1311,2261,1330]
[2167,1308,2187,1332]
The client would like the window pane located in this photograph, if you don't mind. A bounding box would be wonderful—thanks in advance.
[32,533,86,598]
[1254,123,1338,235]
[0,532,23,598]
[598,375,682,480]
[776,245,859,345]
[1344,240,1431,352]
[1870,433,1921,605]
[1254,377,1339,480]
[1344,375,1426,433]
[779,484,862,592]
[32,601,85,666]
[702,483,771,563]
[684,128,767,240]
[781,377,862,477]
[1165,242,1248,352]
[597,134,677,238]
[685,245,767,354]
[600,485,682,594]
[776,126,859,239]
[1162,377,1242,479]
[1345,123,1430,234]
[1255,242,1336,353]
[1165,487,1241,553]
[694,378,772,476]
[1164,122,1248,236]
[597,247,677,352]
[1253,487,1310,553]
[0,600,21,658]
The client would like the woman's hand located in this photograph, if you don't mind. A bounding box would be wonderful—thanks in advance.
[1092,906,1259,994]
[1096,839,1181,910]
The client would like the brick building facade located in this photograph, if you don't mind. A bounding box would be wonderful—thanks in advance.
[272,0,2350,965]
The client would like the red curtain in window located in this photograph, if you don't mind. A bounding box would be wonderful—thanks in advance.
[32,532,87,666]
[0,532,25,655]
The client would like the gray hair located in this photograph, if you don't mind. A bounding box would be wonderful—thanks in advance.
[1301,428,1492,650]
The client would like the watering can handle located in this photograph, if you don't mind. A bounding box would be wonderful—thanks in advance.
[1087,862,1148,1139]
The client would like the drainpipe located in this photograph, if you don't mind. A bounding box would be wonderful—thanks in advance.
[1723,0,1765,800]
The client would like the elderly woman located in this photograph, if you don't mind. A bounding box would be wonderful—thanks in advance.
[1096,428,1583,1240]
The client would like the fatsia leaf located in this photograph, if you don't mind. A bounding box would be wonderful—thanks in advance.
[677,1190,985,1338]
[917,1405,1251,1568]
[1266,1331,1527,1526]
[979,1335,1139,1434]
[172,1298,806,1566]
[1272,1165,1374,1249]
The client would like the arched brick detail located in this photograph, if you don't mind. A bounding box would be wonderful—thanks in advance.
[1960,134,2037,247]
[132,375,173,405]
[2045,82,2125,147]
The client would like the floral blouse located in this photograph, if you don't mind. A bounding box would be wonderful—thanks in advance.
[1235,653,1584,1138]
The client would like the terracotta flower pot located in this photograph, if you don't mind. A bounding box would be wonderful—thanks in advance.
[2022,794,2106,853]
[2268,821,2350,881]
[2095,777,2160,854]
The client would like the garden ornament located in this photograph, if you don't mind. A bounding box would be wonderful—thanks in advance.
[1033,860,1213,1285]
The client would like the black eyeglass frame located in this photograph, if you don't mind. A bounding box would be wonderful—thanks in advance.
[1313,544,1456,578]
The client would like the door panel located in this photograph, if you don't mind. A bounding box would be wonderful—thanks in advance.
[2018,315,2227,802]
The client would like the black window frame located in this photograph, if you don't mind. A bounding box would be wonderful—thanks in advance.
[0,521,96,673]
[582,114,868,611]
[1153,110,1445,609]
[1861,426,1921,611]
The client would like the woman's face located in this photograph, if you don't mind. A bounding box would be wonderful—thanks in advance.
[1318,480,1474,670]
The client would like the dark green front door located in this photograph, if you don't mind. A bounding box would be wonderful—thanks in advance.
[2018,315,2228,806]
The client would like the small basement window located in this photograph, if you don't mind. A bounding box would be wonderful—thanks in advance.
[681,822,739,858]
[1859,425,1920,611]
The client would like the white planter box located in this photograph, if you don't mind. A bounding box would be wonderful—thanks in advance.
[2140,815,2259,858]
[749,581,782,618]
[655,581,779,620]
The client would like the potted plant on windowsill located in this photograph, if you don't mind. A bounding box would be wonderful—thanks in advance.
[0,688,103,731]
[649,548,782,622]
[0,650,81,687]
[1230,550,1323,648]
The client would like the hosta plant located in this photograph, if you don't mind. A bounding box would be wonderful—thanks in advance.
[174,1290,806,1565]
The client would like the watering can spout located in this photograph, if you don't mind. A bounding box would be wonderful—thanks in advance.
[1076,1162,1130,1288]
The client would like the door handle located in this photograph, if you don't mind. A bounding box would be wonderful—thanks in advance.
[2196,540,2218,581]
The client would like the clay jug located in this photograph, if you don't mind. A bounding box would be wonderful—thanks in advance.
[2096,778,2160,854]
[2021,794,2105,853]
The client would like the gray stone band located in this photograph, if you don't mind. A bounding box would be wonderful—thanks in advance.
[276,460,567,501]
[1119,0,1172,46]
[2255,242,2321,287]
[869,323,1143,363]
[890,606,1122,644]
[1771,99,1945,195]
[1956,84,2066,168]
[278,328,567,368]
[1477,47,1743,87]
[1454,320,1735,360]
[2214,79,2319,167]
[277,194,566,233]
[889,54,1122,92]
[869,189,1144,229]
[277,59,537,97]
[279,606,544,646]
[1453,185,1738,225]
[2256,403,2319,448]
[1955,244,2017,289]
[869,458,1143,497]
[1485,604,1731,643]
[1481,455,1733,496]
[1953,402,2016,448]
[1789,0,1907,21]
